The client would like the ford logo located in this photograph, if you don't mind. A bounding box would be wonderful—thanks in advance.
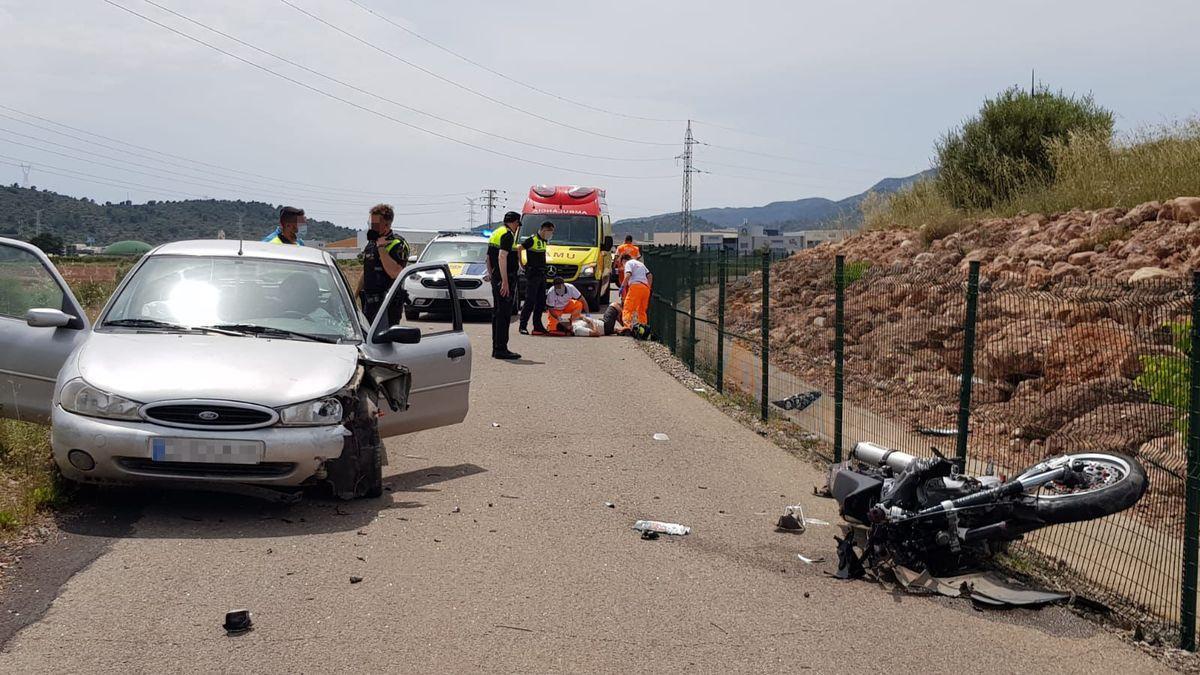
[198,410,220,421]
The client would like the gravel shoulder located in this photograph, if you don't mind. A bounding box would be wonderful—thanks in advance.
[0,321,1172,673]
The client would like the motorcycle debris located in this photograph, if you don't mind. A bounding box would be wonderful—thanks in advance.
[803,518,830,527]
[632,520,690,537]
[776,505,806,533]
[491,422,501,428]
[652,433,670,442]
[796,554,825,564]
[604,502,616,508]
[223,609,253,635]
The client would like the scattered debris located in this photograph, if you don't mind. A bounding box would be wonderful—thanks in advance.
[402,454,428,460]
[803,518,830,527]
[632,520,691,537]
[640,531,659,540]
[652,433,670,442]
[604,502,616,508]
[772,391,821,412]
[350,576,363,584]
[491,422,501,428]
[796,553,825,564]
[451,506,461,513]
[223,609,253,635]
[916,427,966,437]
[356,530,367,536]
[495,624,534,633]
[693,387,706,393]
[709,621,729,635]
[776,505,806,533]
[500,494,520,500]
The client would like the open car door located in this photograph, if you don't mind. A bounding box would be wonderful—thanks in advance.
[360,262,471,437]
[0,237,90,423]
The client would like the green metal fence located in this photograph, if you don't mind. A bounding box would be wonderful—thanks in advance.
[642,244,1200,648]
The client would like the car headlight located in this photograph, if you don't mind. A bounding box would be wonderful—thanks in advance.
[581,264,596,278]
[278,397,343,426]
[59,378,141,421]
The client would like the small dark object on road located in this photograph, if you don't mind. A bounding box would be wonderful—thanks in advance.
[223,609,253,635]
[803,592,811,598]
[350,576,363,584]
[605,502,616,508]
[833,535,865,580]
[640,530,660,540]
[776,513,804,532]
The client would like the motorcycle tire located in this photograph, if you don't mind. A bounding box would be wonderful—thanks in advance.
[1021,453,1148,524]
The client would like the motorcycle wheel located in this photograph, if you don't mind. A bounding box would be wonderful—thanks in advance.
[1020,452,1148,524]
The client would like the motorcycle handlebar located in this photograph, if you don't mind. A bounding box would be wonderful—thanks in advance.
[851,441,917,473]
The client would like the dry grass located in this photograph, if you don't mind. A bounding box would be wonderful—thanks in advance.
[864,119,1200,240]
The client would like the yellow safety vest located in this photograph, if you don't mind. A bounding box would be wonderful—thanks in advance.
[488,225,512,248]
[528,234,547,252]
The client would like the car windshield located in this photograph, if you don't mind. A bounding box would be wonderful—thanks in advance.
[420,241,488,263]
[520,214,599,247]
[102,255,358,341]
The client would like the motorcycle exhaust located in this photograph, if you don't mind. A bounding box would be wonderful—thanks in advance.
[851,441,916,473]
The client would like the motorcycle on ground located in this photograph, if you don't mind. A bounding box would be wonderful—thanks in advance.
[829,441,1148,577]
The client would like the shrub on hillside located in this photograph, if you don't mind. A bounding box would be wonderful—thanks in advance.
[936,86,1113,209]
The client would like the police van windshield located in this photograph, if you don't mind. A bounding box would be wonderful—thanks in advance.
[421,241,488,263]
[521,214,599,247]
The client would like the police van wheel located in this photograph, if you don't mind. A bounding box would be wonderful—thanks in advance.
[404,307,420,321]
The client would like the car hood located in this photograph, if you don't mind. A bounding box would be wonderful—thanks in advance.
[76,332,360,407]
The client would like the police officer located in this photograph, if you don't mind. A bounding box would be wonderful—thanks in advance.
[264,206,306,245]
[356,203,410,325]
[486,212,521,360]
[518,220,554,335]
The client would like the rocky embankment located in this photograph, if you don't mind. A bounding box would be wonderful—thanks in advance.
[722,197,1200,523]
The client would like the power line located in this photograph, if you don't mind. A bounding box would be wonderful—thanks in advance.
[137,0,673,164]
[698,141,886,175]
[698,159,864,188]
[343,0,687,125]
[277,0,677,148]
[102,0,678,181]
[0,104,468,199]
[691,120,908,163]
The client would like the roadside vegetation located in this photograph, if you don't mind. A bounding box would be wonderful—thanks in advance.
[863,85,1200,238]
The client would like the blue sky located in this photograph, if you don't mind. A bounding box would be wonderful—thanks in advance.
[1,0,1196,229]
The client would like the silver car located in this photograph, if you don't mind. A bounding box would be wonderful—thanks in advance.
[403,234,492,320]
[0,237,472,499]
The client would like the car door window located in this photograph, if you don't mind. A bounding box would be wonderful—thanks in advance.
[388,265,462,337]
[0,245,66,320]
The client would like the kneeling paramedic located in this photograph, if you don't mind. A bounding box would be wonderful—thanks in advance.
[356,203,409,325]
[486,212,521,359]
[620,253,652,328]
[546,276,585,333]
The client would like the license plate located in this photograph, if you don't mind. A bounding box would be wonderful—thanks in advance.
[149,437,264,464]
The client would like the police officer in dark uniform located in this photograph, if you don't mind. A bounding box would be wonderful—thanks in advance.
[356,203,410,325]
[518,220,555,335]
[486,212,521,360]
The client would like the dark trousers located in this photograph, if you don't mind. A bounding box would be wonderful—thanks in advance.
[491,279,515,354]
[519,272,547,331]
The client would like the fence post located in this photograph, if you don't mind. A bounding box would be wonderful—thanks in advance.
[834,255,845,463]
[688,249,698,372]
[668,251,679,355]
[955,260,981,464]
[716,249,727,394]
[760,250,770,422]
[1181,270,1200,650]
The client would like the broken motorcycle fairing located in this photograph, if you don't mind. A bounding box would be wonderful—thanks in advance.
[830,441,1148,577]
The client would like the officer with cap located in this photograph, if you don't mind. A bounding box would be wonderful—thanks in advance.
[356,203,410,325]
[485,211,522,360]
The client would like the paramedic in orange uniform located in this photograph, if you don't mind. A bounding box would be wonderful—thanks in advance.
[619,252,651,327]
[545,276,586,333]
[615,235,640,285]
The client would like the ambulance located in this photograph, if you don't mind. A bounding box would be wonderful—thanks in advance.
[519,185,614,311]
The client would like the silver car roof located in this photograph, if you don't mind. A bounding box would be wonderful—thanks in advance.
[428,234,489,243]
[151,240,333,264]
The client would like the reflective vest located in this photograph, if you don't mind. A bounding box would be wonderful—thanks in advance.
[263,228,304,246]
[488,225,513,247]
[527,234,547,253]
[362,231,409,294]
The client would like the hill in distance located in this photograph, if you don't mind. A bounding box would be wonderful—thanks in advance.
[0,184,355,246]
[614,169,935,236]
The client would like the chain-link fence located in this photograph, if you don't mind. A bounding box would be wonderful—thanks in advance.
[642,244,1200,649]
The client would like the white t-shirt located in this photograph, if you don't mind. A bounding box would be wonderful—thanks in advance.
[545,283,582,309]
[571,316,604,337]
[624,259,649,286]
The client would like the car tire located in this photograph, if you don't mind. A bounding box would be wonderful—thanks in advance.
[404,307,420,321]
[362,443,384,499]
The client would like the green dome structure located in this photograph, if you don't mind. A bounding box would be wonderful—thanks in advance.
[103,240,153,256]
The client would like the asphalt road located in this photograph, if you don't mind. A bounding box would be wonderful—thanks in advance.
[0,319,1167,673]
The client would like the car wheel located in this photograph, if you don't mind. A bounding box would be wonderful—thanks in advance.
[362,443,384,499]
[404,307,421,321]
[328,396,386,500]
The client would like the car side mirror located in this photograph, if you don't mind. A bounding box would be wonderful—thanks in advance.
[375,325,422,344]
[407,255,418,263]
[25,308,73,328]
[601,236,614,252]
